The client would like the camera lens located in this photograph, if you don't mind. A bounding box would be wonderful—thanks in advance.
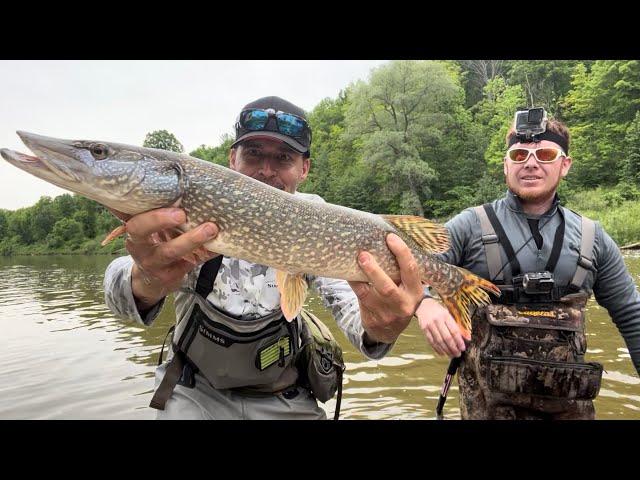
[528,108,543,123]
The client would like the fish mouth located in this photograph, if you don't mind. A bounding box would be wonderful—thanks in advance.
[1,131,81,184]
[0,148,42,165]
[1,146,78,185]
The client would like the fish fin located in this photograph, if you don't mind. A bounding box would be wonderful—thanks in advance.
[275,270,308,322]
[104,206,131,224]
[438,266,501,337]
[101,225,127,246]
[181,253,199,265]
[181,247,215,265]
[101,206,132,245]
[381,215,450,254]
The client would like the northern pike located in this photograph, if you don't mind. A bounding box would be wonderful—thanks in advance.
[1,131,500,334]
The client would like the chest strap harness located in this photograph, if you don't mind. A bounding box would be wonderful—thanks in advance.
[150,255,223,411]
[473,204,595,301]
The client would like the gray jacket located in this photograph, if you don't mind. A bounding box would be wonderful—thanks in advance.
[435,190,640,375]
[103,191,392,361]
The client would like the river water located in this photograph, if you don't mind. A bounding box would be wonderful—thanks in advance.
[1,254,638,420]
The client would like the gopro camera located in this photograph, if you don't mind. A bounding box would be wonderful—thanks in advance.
[522,271,555,294]
[514,107,548,142]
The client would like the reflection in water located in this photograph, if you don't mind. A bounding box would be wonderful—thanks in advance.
[1,253,639,419]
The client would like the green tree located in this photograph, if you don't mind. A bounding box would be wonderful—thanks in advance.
[52,193,76,219]
[46,218,84,249]
[189,134,234,166]
[301,94,351,202]
[73,195,99,238]
[458,60,506,107]
[143,129,184,153]
[562,60,640,188]
[0,210,8,240]
[472,77,527,177]
[343,60,460,216]
[31,197,57,243]
[624,111,640,184]
[506,60,587,117]
[96,208,121,235]
[7,209,33,245]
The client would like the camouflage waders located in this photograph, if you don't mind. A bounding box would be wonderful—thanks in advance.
[459,292,603,419]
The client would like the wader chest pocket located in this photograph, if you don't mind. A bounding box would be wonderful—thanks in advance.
[488,356,603,400]
[485,303,582,331]
[297,309,345,403]
[179,304,297,389]
[257,337,292,370]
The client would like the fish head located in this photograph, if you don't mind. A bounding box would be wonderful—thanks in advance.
[1,131,185,214]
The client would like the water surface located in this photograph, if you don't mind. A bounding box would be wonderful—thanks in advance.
[1,254,638,419]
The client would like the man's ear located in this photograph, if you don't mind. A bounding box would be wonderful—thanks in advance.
[299,157,310,180]
[229,147,237,170]
[561,156,572,177]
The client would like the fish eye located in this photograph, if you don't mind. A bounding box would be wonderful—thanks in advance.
[90,143,109,160]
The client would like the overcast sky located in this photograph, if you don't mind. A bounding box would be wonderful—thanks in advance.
[0,60,387,211]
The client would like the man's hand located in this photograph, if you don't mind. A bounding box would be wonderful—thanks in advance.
[415,298,468,358]
[125,208,219,310]
[348,233,425,344]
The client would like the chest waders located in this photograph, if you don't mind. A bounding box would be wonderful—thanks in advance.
[150,255,299,409]
[150,256,345,419]
[456,205,603,420]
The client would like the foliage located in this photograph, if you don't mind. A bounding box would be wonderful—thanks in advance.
[505,60,586,117]
[142,129,184,153]
[473,78,527,177]
[46,218,84,249]
[562,61,640,187]
[343,60,460,216]
[623,111,640,184]
[190,134,234,166]
[5,60,640,255]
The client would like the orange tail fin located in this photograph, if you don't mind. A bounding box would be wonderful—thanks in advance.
[439,266,501,337]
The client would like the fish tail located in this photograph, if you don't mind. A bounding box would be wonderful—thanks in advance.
[439,267,501,337]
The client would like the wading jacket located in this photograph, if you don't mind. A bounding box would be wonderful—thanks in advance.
[434,190,640,376]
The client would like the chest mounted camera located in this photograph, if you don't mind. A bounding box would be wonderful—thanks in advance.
[514,107,548,142]
[513,271,555,295]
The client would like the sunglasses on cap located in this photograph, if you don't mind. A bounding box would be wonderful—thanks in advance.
[236,108,310,138]
[507,146,566,163]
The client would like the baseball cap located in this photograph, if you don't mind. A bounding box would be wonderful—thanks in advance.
[231,96,312,157]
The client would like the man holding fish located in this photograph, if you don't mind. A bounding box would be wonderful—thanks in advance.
[103,96,432,419]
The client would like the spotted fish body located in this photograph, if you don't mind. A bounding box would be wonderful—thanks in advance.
[1,131,499,333]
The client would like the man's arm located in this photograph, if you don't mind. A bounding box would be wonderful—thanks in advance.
[416,208,477,358]
[104,255,166,326]
[592,226,640,375]
[313,275,391,359]
[103,207,219,325]
[314,233,426,360]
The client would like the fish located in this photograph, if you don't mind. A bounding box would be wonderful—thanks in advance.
[1,131,500,335]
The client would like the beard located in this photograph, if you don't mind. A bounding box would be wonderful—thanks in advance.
[250,174,287,191]
[507,173,562,202]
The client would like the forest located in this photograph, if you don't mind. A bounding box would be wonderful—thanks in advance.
[2,60,639,255]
